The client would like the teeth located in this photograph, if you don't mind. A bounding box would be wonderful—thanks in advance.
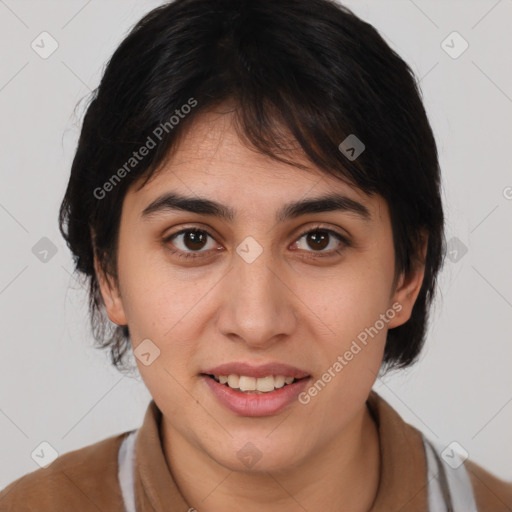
[212,374,298,393]
[239,376,256,391]
[274,376,285,388]
[227,375,239,388]
[256,376,275,392]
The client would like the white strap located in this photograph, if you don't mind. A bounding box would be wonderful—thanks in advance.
[423,436,479,512]
[118,429,138,512]
[424,436,450,511]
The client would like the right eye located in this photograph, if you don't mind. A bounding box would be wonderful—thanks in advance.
[164,228,221,260]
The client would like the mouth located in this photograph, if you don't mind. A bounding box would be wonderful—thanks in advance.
[200,366,312,416]
[203,373,308,394]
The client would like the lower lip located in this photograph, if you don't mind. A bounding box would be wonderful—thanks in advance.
[202,375,311,417]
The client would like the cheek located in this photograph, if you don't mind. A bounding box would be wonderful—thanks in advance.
[288,246,395,397]
[116,242,226,380]
[296,266,390,420]
[296,254,394,343]
[115,238,190,336]
[118,253,213,413]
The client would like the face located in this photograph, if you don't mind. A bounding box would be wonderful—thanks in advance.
[97,109,425,473]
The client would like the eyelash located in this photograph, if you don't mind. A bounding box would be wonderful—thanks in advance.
[163,225,350,261]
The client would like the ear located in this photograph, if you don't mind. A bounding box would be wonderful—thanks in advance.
[94,252,127,326]
[387,231,428,329]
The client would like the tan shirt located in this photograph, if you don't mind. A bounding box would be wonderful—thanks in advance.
[1,391,511,511]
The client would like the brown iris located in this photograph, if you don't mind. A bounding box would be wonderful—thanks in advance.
[183,230,208,251]
[306,230,330,251]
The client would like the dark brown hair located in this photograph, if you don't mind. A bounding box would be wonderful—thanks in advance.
[59,0,446,372]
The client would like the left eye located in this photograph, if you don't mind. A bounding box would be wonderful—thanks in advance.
[293,228,347,254]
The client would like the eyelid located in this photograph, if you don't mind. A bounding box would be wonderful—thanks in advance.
[294,223,349,243]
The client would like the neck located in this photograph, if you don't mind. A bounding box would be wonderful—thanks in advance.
[161,402,381,512]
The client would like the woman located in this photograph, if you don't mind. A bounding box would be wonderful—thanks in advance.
[1,0,510,510]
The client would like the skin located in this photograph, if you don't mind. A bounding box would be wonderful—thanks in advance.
[96,108,427,512]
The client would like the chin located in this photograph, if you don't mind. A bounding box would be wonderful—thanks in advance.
[204,436,308,474]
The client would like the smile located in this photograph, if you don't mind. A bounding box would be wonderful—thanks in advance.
[202,373,311,416]
[210,374,297,393]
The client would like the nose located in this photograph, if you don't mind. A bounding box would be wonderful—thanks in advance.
[216,242,298,348]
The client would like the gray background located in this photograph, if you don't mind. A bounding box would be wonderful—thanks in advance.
[1,0,511,488]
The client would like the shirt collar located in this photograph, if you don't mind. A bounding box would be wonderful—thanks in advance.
[133,390,429,511]
[366,391,428,511]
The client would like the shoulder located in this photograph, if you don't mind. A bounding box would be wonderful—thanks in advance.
[367,391,512,510]
[0,431,130,512]
[465,458,512,512]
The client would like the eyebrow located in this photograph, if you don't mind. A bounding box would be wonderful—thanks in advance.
[141,191,372,223]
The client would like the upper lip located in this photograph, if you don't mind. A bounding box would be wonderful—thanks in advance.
[202,362,310,379]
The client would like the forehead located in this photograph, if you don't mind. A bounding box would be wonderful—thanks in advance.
[127,110,387,224]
